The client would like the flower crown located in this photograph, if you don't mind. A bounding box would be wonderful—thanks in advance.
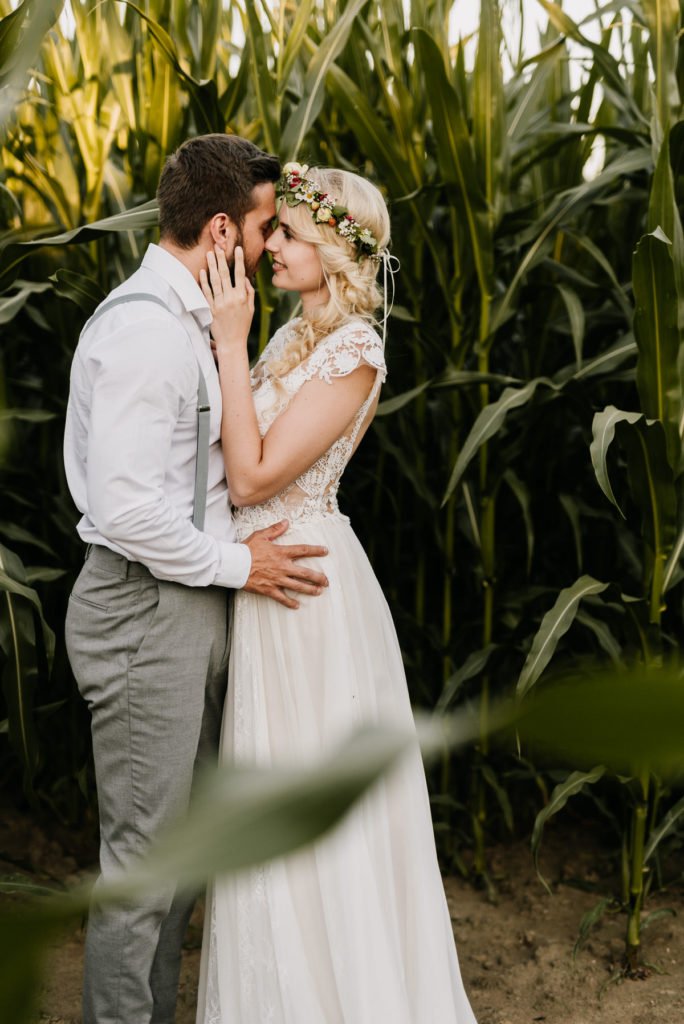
[276,163,381,261]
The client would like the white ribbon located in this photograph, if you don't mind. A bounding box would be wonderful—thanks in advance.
[377,249,400,349]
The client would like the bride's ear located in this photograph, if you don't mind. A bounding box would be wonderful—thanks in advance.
[208,212,237,255]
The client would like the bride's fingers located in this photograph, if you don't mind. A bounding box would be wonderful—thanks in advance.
[232,245,246,292]
[215,245,233,290]
[198,268,213,306]
[206,250,223,297]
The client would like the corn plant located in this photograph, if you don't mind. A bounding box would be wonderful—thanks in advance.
[447,0,684,969]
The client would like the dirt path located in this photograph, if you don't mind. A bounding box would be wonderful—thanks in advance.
[3,809,682,1023]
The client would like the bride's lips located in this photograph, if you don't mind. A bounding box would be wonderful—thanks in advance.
[272,259,286,273]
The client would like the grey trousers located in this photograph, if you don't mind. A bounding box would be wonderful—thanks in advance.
[65,545,230,1024]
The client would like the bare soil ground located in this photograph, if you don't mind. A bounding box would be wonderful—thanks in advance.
[1,807,682,1024]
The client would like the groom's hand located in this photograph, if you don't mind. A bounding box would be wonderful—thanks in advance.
[242,520,329,609]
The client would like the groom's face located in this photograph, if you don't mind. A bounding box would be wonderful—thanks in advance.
[232,182,277,279]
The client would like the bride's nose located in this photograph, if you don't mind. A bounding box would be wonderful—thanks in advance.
[265,231,280,254]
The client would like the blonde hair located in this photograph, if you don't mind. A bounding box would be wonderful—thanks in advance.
[268,168,391,378]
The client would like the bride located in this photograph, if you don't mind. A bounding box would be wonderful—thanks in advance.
[195,164,477,1023]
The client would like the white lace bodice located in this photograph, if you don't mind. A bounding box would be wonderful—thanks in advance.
[231,318,386,538]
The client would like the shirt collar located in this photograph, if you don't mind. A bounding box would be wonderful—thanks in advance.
[141,243,213,329]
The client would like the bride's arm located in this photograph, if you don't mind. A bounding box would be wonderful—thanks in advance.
[202,246,376,508]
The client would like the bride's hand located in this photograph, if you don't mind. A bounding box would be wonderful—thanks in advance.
[200,244,255,352]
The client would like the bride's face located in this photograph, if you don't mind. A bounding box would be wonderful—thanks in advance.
[265,207,330,310]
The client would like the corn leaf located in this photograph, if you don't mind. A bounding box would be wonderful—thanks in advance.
[325,65,414,197]
[0,282,51,324]
[472,0,506,231]
[573,897,617,958]
[278,0,315,87]
[640,0,681,131]
[0,1,63,127]
[0,544,54,792]
[555,284,585,370]
[442,378,559,505]
[662,511,684,592]
[531,767,606,893]
[502,469,534,577]
[435,644,499,714]
[243,0,279,152]
[412,27,492,297]
[493,149,653,335]
[616,416,677,562]
[589,405,643,513]
[535,0,642,121]
[280,0,369,161]
[516,576,610,698]
[644,792,684,862]
[632,228,682,469]
[119,0,224,133]
[49,269,105,314]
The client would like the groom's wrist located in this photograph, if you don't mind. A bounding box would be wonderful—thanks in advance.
[213,541,252,589]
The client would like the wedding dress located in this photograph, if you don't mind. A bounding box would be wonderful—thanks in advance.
[196,318,477,1024]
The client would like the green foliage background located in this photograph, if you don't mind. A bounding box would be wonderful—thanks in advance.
[1,0,684,967]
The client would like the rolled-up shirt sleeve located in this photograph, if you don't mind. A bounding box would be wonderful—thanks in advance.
[86,320,251,588]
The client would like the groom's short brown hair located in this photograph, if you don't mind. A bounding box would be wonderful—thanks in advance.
[157,134,280,248]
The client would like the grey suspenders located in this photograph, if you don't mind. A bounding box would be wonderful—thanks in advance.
[83,293,211,531]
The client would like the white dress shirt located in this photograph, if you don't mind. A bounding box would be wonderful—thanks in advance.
[64,243,252,588]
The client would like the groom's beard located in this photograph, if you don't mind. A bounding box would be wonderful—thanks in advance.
[234,227,259,281]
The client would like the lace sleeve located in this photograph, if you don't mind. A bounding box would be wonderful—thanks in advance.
[250,323,290,384]
[300,321,387,386]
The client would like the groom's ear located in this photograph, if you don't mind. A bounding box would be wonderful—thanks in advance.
[207,212,238,255]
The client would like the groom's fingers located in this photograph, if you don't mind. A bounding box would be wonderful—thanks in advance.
[261,519,289,541]
[282,544,328,562]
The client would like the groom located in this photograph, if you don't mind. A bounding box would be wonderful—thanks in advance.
[64,134,328,1024]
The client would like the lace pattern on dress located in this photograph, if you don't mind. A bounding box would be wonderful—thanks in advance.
[232,319,386,539]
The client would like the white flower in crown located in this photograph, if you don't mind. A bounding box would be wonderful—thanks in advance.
[282,161,309,177]
[316,204,333,222]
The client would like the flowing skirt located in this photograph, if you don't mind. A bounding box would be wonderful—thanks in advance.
[196,516,477,1023]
